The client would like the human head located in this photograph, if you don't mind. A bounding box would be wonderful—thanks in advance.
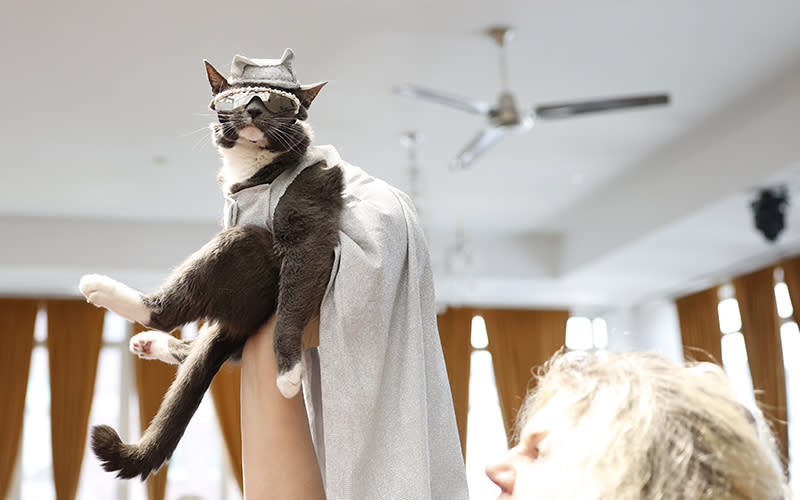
[485,350,788,500]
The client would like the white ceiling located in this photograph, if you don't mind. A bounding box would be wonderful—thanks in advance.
[2,0,800,312]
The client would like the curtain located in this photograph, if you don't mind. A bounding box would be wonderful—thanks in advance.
[133,324,180,500]
[46,300,105,500]
[675,286,723,364]
[733,268,789,467]
[436,307,474,458]
[210,361,243,492]
[0,299,38,499]
[481,308,569,445]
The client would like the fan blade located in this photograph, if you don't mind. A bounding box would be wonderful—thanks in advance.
[450,127,506,171]
[535,93,669,119]
[394,84,492,115]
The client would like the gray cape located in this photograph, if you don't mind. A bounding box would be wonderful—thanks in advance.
[223,145,469,500]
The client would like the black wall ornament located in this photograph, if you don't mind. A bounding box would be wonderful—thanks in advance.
[751,187,789,243]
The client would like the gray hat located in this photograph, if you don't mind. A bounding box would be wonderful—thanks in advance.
[230,48,302,89]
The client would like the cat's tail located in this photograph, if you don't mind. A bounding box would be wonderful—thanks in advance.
[91,322,240,480]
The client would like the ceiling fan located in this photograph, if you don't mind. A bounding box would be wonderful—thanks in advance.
[394,26,670,171]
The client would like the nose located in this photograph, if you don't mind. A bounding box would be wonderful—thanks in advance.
[485,456,515,494]
[245,97,267,119]
[246,105,262,119]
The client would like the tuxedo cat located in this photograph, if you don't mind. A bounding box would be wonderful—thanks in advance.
[80,51,342,480]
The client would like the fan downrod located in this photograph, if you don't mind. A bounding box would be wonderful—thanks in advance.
[487,26,514,47]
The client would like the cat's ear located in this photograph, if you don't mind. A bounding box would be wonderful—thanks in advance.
[204,60,229,94]
[295,82,327,109]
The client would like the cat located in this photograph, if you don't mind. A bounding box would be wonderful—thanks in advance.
[79,50,343,480]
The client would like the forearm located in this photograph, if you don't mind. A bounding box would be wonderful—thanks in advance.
[240,317,325,500]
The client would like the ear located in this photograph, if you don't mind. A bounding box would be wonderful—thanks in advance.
[204,60,229,94]
[295,82,327,109]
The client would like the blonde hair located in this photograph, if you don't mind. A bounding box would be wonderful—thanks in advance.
[515,350,789,500]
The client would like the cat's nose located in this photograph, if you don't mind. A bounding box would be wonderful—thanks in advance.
[245,98,267,119]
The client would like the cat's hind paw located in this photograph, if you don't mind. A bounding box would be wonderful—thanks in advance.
[276,363,303,398]
[79,274,150,324]
[130,331,180,364]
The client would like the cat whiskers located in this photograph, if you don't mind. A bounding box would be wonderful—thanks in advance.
[190,129,216,150]
[177,120,223,150]
[263,124,292,147]
[261,117,303,153]
[181,124,218,138]
[265,128,297,153]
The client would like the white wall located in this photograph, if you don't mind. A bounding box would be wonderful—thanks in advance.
[604,297,684,363]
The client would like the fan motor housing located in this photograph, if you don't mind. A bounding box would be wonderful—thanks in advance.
[492,92,520,126]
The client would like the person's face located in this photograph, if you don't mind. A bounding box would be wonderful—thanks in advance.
[485,392,570,499]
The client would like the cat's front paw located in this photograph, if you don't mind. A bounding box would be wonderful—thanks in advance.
[79,274,116,307]
[78,274,150,324]
[276,363,303,398]
[130,331,179,364]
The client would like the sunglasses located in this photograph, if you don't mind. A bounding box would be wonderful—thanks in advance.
[210,87,300,115]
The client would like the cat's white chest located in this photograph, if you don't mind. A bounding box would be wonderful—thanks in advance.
[215,121,314,193]
[218,144,279,193]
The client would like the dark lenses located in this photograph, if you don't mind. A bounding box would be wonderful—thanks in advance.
[211,88,300,115]
[263,93,299,115]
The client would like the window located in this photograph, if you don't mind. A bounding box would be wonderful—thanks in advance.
[565,316,608,351]
[464,315,507,500]
[716,289,757,410]
[716,278,798,492]
[464,314,609,498]
[15,308,240,500]
[774,280,799,492]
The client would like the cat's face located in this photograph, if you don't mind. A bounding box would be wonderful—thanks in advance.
[204,61,325,152]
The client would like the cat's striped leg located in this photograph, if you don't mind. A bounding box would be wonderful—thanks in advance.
[79,274,150,324]
[130,331,193,364]
[92,322,241,480]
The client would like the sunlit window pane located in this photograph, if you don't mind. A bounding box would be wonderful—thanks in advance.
[18,310,239,500]
[166,395,225,499]
[566,317,593,351]
[720,332,756,410]
[33,307,47,342]
[76,347,121,500]
[775,282,794,319]
[718,298,742,334]
[21,347,55,500]
[128,386,147,500]
[182,322,201,340]
[471,315,489,349]
[783,321,800,357]
[781,321,799,492]
[466,350,506,500]
[226,471,243,499]
[592,318,608,349]
[102,312,128,342]
[718,283,735,301]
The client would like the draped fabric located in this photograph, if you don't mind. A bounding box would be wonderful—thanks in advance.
[733,268,789,467]
[0,299,38,499]
[46,300,105,500]
[436,307,474,458]
[296,147,468,500]
[675,287,723,364]
[133,324,180,500]
[481,308,569,445]
[210,361,243,492]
